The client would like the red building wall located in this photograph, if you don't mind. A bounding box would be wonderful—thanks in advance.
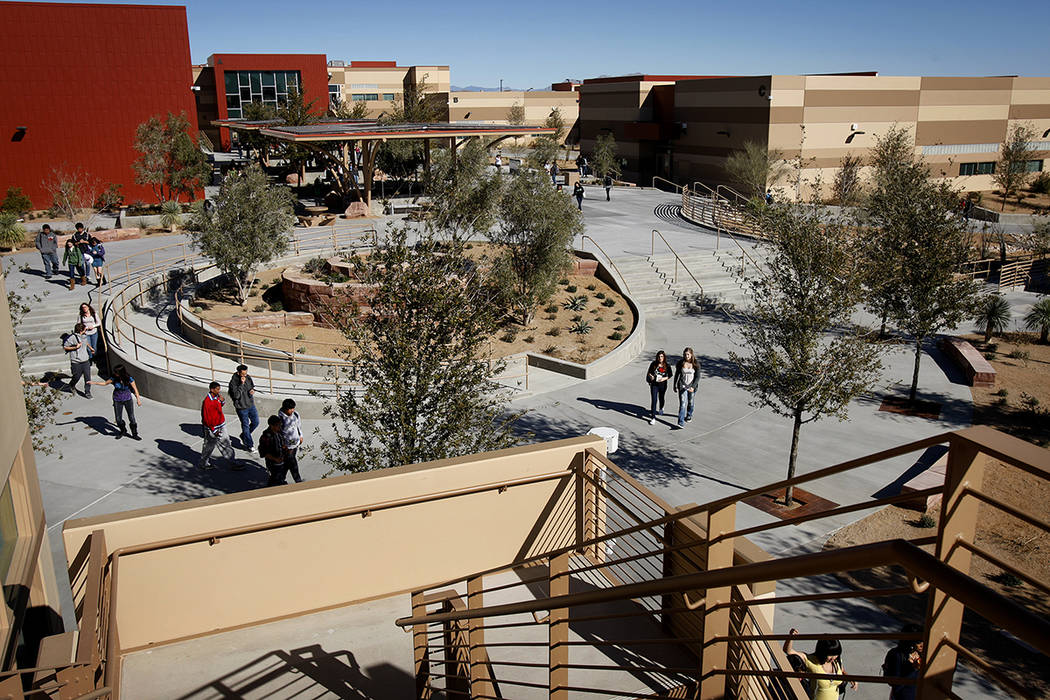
[0,2,199,208]
[209,54,329,149]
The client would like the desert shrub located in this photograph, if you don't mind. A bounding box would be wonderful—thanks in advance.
[1031,172,1050,195]
[295,332,306,340]
[595,292,606,299]
[253,304,266,312]
[565,284,577,293]
[601,298,616,307]
[586,283,596,291]
[569,320,593,335]
[917,513,937,528]
[261,338,271,345]
[542,345,558,355]
[303,256,328,276]
[523,335,535,343]
[558,278,569,285]
[562,295,588,311]
[296,346,307,354]
[616,309,625,316]
[268,300,283,312]
[546,327,561,336]
[614,324,626,331]
[608,331,623,340]
[995,388,1008,397]
[1020,392,1041,411]
[500,329,517,343]
[544,303,559,314]
[1008,349,1031,365]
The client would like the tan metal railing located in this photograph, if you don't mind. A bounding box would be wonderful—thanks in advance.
[650,228,704,302]
[397,427,1050,700]
[578,234,630,294]
[651,176,685,193]
[681,182,766,245]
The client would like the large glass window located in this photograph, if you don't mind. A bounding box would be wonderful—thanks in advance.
[352,94,379,101]
[224,70,302,116]
[960,161,996,176]
[383,93,396,101]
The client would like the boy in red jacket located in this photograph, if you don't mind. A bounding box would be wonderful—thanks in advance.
[199,381,239,470]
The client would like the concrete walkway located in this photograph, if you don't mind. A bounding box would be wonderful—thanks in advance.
[6,189,1032,698]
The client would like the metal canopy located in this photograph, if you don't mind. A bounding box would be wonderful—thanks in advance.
[254,122,556,142]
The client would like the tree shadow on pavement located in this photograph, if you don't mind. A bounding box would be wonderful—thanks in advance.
[125,438,269,502]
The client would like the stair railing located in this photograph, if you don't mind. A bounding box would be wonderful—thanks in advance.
[579,234,631,294]
[651,176,685,193]
[650,229,704,302]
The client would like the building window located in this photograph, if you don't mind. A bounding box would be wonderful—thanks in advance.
[224,70,302,115]
[350,83,379,90]
[352,94,379,101]
[329,84,341,107]
[383,93,396,101]
[1025,159,1044,173]
[959,161,996,176]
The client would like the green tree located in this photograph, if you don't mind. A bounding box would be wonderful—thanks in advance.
[276,88,321,185]
[376,76,443,184]
[974,294,1011,343]
[189,166,295,304]
[6,286,63,455]
[239,101,278,165]
[132,112,210,203]
[592,133,621,180]
[832,153,864,206]
[1,187,32,217]
[725,140,789,200]
[994,122,1044,210]
[489,169,583,325]
[507,102,526,126]
[93,183,124,212]
[528,109,565,170]
[0,213,27,250]
[424,139,504,243]
[319,227,520,473]
[331,99,370,121]
[863,127,981,402]
[1024,298,1050,344]
[729,205,883,506]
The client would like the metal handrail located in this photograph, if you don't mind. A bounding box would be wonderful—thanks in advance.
[651,176,684,193]
[578,235,630,294]
[649,229,704,301]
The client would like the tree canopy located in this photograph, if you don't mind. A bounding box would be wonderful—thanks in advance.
[132,112,210,203]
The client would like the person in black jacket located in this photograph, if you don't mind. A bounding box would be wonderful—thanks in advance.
[259,415,288,486]
[645,350,672,425]
[573,181,585,210]
[882,625,923,699]
[228,364,259,450]
[674,347,700,429]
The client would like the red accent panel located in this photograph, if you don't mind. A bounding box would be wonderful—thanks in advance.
[209,53,329,149]
[0,2,199,205]
[349,60,397,68]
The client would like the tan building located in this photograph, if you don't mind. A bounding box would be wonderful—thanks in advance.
[327,61,451,118]
[448,90,580,135]
[0,275,64,690]
[580,73,1050,196]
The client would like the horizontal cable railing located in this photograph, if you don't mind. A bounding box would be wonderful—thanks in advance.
[397,427,1050,699]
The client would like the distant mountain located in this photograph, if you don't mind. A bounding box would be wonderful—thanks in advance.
[451,85,533,92]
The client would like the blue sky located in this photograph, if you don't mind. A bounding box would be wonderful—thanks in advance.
[56,0,1050,87]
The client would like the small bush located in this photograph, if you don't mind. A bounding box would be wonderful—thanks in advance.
[608,331,623,341]
[500,329,518,343]
[572,314,583,322]
[1020,392,1041,411]
[464,243,474,250]
[601,298,616,308]
[585,283,596,291]
[295,332,306,340]
[614,324,626,331]
[544,303,559,314]
[1008,349,1031,365]
[565,284,577,293]
[542,344,558,356]
[261,283,271,290]
[590,308,599,315]
[595,292,606,299]
[523,335,535,343]
[986,342,998,353]
[562,295,588,311]
[1030,172,1050,195]
[0,187,33,217]
[261,338,271,345]
[546,327,561,336]
[268,301,283,312]
[594,316,604,322]
[616,309,625,316]
[569,320,593,335]
[917,513,937,528]
[558,278,569,285]
[296,346,307,354]
[303,256,328,276]
[544,314,558,321]
[253,304,266,312]
[995,388,1009,397]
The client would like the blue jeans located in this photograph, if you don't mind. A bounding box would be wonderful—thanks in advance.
[677,389,695,426]
[68,263,84,279]
[237,406,260,449]
[41,251,60,276]
[649,382,667,419]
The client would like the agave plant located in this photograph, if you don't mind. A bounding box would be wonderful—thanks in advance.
[0,212,26,251]
[974,294,1011,343]
[159,200,183,232]
[1024,298,1050,344]
[568,319,593,335]
[562,294,588,311]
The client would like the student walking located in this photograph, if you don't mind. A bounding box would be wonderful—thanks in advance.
[88,237,106,286]
[280,398,304,483]
[673,347,700,428]
[258,415,288,486]
[78,303,100,359]
[35,225,60,278]
[573,181,585,210]
[603,174,613,201]
[882,625,923,700]
[783,628,857,699]
[550,162,560,185]
[645,350,672,425]
[62,240,85,290]
[71,223,91,255]
[228,364,259,450]
[89,364,141,439]
[62,323,93,397]
[494,154,502,174]
[199,381,238,470]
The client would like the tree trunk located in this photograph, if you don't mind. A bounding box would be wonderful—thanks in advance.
[879,304,889,339]
[784,408,803,507]
[909,338,923,403]
[984,321,993,344]
[1041,326,1048,344]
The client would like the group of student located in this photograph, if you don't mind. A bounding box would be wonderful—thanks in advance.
[644,348,701,428]
[34,223,107,290]
[199,365,304,487]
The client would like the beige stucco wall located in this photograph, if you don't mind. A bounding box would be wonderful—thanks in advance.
[63,435,604,651]
[449,90,579,127]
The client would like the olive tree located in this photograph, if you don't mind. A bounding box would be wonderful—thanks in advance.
[132,112,210,203]
[424,139,504,243]
[725,140,790,200]
[994,122,1044,210]
[189,166,295,304]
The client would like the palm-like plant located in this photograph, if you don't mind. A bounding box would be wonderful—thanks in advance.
[159,200,182,232]
[0,212,26,250]
[1024,298,1050,344]
[974,294,1011,343]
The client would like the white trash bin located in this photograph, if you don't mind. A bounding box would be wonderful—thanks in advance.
[587,426,619,454]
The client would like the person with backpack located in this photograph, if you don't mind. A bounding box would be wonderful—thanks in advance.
[35,224,60,279]
[280,398,304,483]
[783,629,857,699]
[228,364,259,450]
[62,323,93,397]
[62,239,85,290]
[88,236,106,286]
[258,415,288,486]
[89,363,141,439]
[603,173,613,201]
[199,381,239,470]
[882,625,923,699]
[645,350,672,425]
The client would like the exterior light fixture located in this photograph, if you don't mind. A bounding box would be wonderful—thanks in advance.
[12,126,27,142]
[716,130,730,137]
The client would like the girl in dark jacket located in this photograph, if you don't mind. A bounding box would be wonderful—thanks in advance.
[645,350,672,425]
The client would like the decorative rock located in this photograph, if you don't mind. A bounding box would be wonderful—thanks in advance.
[572,259,598,276]
[343,202,370,218]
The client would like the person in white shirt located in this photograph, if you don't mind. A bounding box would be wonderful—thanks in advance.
[673,347,700,429]
[280,398,304,483]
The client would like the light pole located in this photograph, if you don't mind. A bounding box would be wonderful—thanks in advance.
[499,79,503,93]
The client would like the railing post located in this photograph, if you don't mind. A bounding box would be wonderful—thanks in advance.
[919,436,986,699]
[699,502,736,700]
[410,591,430,700]
[549,552,570,700]
[467,576,492,698]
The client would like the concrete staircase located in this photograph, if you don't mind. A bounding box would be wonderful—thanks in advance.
[611,256,688,317]
[613,248,760,317]
[15,309,79,378]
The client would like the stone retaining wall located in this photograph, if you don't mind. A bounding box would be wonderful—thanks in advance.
[281,266,374,326]
[209,311,314,331]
